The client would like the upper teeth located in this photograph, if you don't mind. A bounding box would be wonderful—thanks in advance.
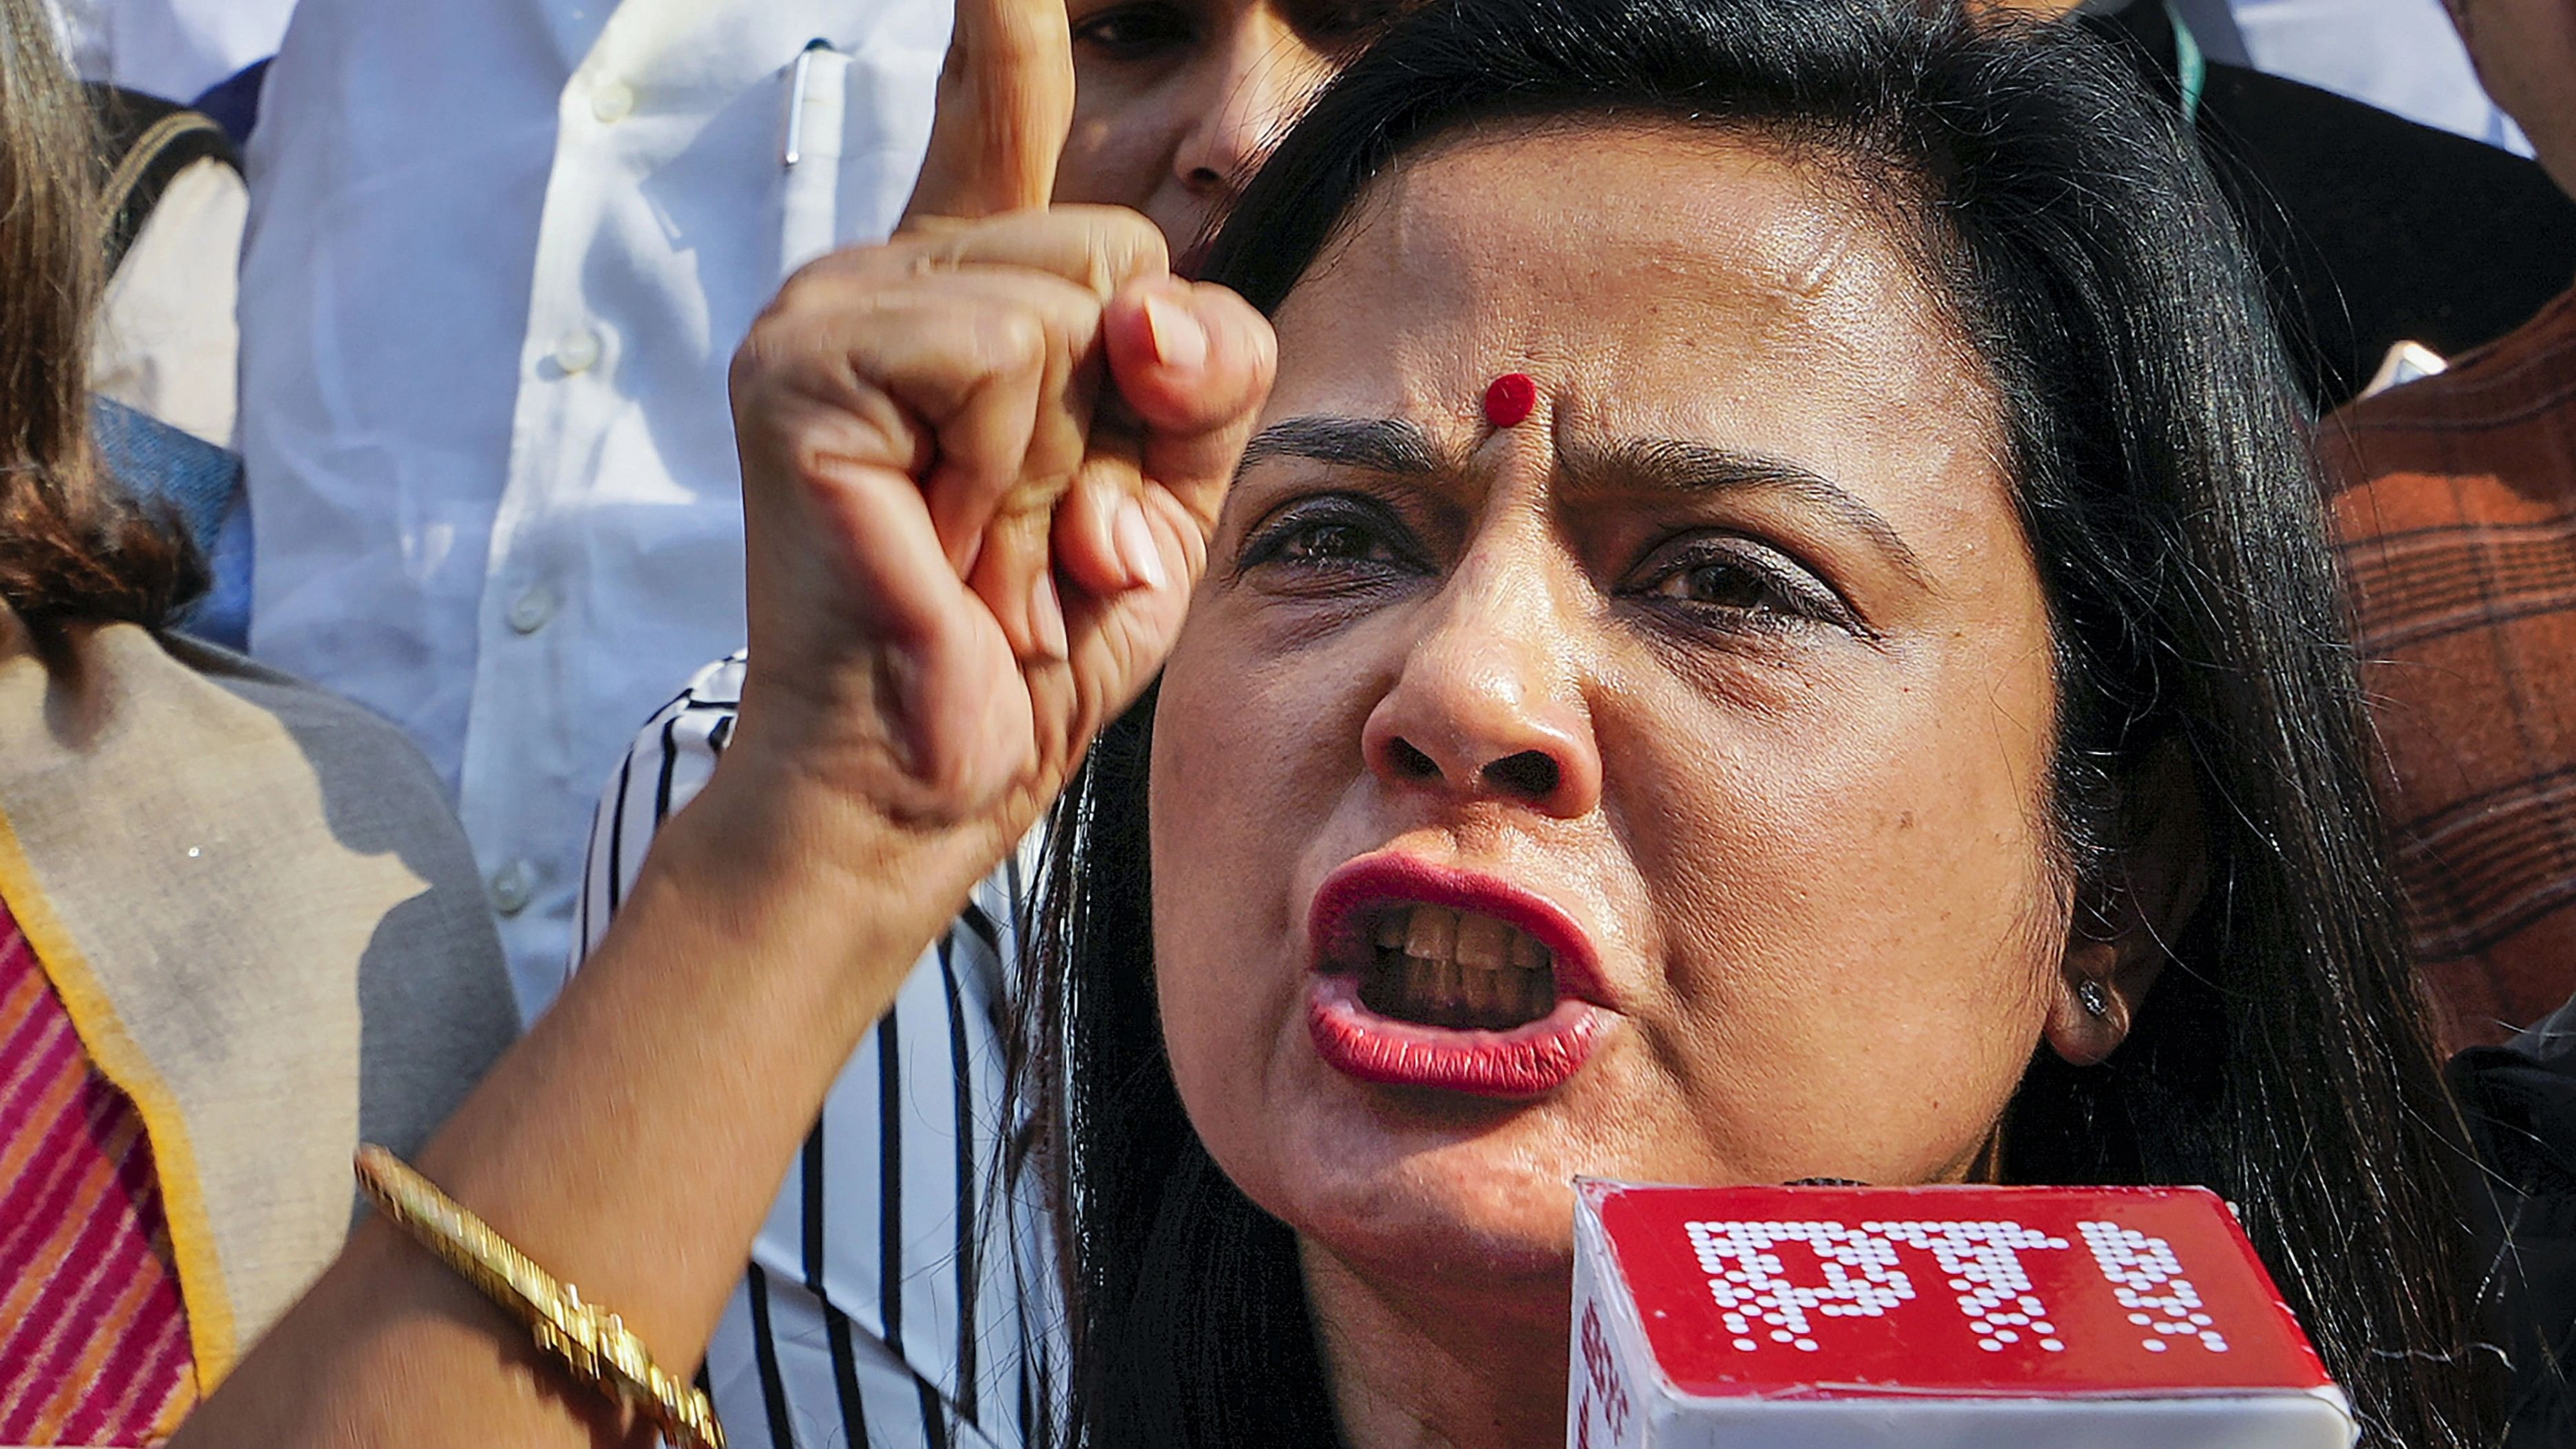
[1363,904,1558,1029]
[1374,904,1553,975]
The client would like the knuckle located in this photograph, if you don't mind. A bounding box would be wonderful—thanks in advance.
[976,307,1052,378]
[784,400,911,485]
[1062,205,1171,292]
[1107,208,1173,273]
[774,243,897,308]
[730,316,809,399]
[906,211,975,240]
[775,251,846,298]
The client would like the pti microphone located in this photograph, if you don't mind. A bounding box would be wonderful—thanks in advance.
[1570,1182,2356,1448]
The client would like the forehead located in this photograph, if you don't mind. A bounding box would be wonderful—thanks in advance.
[1264,120,2002,484]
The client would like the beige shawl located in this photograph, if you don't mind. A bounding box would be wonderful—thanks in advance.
[0,615,517,1397]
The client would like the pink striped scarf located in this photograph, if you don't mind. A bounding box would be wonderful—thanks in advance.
[0,900,194,1444]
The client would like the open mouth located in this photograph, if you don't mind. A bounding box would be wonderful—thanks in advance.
[1304,855,1609,1098]
[1356,904,1559,1032]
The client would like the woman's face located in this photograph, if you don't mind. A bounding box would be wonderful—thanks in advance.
[1149,121,2073,1284]
[1057,0,1393,258]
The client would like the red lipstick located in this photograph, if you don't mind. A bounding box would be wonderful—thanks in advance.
[1305,854,1610,1098]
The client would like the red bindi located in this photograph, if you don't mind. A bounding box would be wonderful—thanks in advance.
[1483,373,1538,429]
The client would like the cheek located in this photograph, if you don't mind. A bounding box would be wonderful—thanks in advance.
[1606,640,2065,1181]
[1146,609,1373,1135]
[1057,94,1178,210]
[2461,1,2576,116]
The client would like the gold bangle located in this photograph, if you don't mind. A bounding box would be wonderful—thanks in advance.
[354,1144,726,1449]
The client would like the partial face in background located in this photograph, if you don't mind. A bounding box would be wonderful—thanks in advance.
[1057,0,1397,257]
[2448,0,2576,196]
[1148,120,2083,1287]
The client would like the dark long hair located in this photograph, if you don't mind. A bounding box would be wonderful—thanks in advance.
[0,0,201,636]
[1024,2,2496,1444]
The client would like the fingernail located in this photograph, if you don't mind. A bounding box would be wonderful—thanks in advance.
[1143,292,1208,372]
[1029,571,1071,660]
[1113,499,1167,592]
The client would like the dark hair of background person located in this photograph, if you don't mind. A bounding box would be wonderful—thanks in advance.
[1020,1,2499,1445]
[0,0,202,636]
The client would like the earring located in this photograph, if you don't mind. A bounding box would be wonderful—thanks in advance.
[2076,978,2112,1020]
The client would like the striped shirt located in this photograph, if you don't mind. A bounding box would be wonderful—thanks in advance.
[542,654,1057,1449]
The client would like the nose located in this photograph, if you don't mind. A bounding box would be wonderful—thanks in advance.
[1173,26,1326,200]
[1361,560,1603,821]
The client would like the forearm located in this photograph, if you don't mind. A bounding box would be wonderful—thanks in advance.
[174,758,993,1448]
[176,140,1264,1439]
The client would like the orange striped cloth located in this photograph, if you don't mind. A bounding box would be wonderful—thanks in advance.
[2325,285,2576,1052]
[0,898,194,1444]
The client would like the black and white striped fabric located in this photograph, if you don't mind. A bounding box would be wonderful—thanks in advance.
[547,653,1058,1449]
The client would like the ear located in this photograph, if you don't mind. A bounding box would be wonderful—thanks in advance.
[2047,740,2209,1067]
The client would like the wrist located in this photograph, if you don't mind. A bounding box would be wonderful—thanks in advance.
[637,739,1008,989]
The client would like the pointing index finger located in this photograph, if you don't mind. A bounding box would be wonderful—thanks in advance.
[902,0,1075,224]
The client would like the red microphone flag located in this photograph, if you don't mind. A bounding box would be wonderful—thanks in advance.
[1570,1181,2355,1448]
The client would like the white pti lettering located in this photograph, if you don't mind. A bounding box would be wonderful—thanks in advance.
[2079,1221,2230,1355]
[1689,1218,2261,1357]
[1686,1220,1917,1352]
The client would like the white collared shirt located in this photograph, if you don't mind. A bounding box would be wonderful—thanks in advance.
[45,0,296,100]
[238,0,948,1013]
[2167,0,2532,153]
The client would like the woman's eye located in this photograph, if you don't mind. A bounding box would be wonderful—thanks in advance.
[1279,522,1388,564]
[1238,498,1415,576]
[1072,3,1194,57]
[1633,540,1849,631]
[1650,562,1784,611]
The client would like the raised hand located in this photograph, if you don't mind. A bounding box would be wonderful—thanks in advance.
[721,0,1277,932]
[891,0,1110,696]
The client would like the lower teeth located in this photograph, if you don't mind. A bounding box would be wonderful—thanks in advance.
[1357,948,1554,1031]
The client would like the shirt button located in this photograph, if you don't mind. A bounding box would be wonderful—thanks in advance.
[552,326,602,376]
[489,860,536,916]
[508,585,556,635]
[591,79,636,123]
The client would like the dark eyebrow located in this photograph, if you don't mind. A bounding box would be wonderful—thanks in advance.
[1239,416,1447,476]
[1566,438,1931,587]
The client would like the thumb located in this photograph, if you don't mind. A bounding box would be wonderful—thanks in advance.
[1102,278,1279,532]
[902,0,1075,223]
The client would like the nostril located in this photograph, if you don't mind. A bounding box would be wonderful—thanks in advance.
[1388,738,1441,781]
[1483,750,1560,801]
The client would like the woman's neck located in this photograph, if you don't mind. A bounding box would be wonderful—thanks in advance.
[1300,1237,1572,1449]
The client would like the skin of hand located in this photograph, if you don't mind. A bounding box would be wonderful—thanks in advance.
[169,0,1272,1440]
[1146,121,2194,1448]
[723,203,1277,923]
[2447,0,2576,198]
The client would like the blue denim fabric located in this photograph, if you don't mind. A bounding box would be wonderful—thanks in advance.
[90,398,252,651]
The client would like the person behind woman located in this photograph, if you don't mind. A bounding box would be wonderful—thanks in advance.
[0,3,518,1439]
[177,1,2495,1446]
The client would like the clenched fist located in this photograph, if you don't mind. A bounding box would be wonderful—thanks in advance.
[722,202,1273,906]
